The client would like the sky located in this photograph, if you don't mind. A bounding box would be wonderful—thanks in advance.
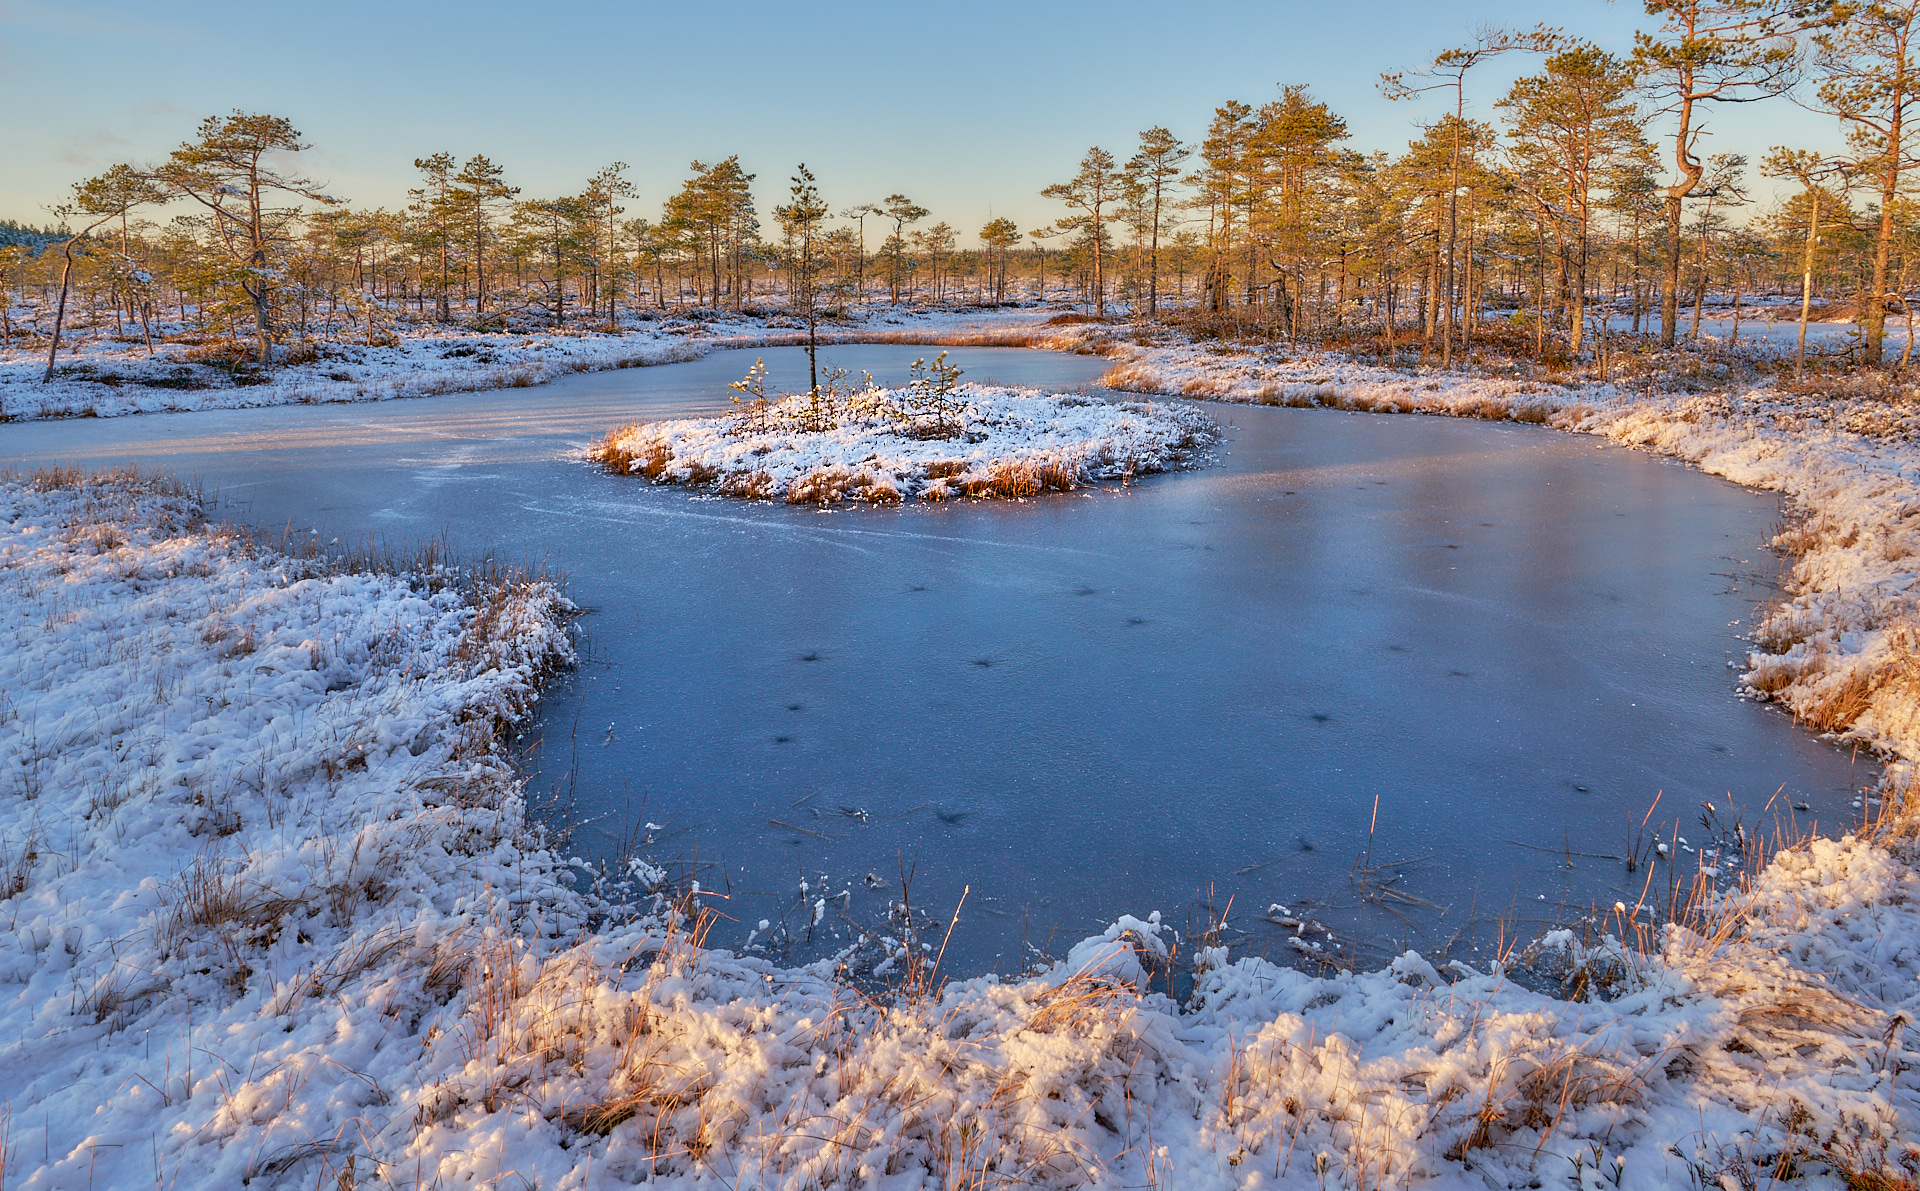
[0,0,1853,243]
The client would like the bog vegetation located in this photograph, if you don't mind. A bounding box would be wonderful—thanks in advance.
[11,0,1920,390]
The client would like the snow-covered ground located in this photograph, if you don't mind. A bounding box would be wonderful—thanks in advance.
[1600,309,1916,354]
[8,338,1920,1187]
[591,383,1217,503]
[0,307,1073,422]
[0,469,579,1188]
[1487,298,1906,354]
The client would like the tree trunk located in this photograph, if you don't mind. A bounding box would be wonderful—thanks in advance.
[1796,189,1820,379]
[1148,186,1161,316]
[1661,195,1684,347]
[1691,219,1711,341]
[1442,88,1463,368]
[1092,209,1104,317]
[41,236,86,383]
[1571,244,1586,358]
[1870,167,1897,365]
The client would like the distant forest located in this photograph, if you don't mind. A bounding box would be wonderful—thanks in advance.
[0,220,66,249]
[6,0,1920,371]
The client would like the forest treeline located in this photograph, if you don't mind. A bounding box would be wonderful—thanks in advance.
[11,0,1920,376]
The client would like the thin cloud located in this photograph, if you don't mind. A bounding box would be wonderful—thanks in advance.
[0,1,173,41]
[56,126,133,167]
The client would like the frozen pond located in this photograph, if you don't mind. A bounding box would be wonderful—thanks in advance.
[0,346,1870,974]
[1597,305,1905,354]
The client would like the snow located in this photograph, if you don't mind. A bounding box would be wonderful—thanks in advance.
[591,383,1218,503]
[0,468,578,1189]
[6,333,1920,1185]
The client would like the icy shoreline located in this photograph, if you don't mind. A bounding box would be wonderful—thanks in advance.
[589,384,1218,503]
[3,469,1915,1187]
[1101,341,1920,778]
[0,307,1080,422]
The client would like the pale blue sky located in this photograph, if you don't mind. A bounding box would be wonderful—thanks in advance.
[1,0,1847,239]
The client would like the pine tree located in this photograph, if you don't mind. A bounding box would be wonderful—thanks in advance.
[410,153,460,323]
[1763,147,1850,375]
[979,217,1022,302]
[1384,27,1556,365]
[1191,102,1255,314]
[513,195,589,325]
[1248,86,1351,335]
[1127,128,1190,315]
[774,164,830,394]
[1027,227,1062,302]
[156,112,337,364]
[1042,147,1124,315]
[1634,0,1810,347]
[43,164,162,382]
[913,222,957,302]
[1813,1,1920,363]
[625,217,673,309]
[839,203,884,305]
[880,194,928,303]
[1683,152,1751,337]
[582,163,634,328]
[665,159,757,309]
[1499,43,1648,354]
[453,155,518,316]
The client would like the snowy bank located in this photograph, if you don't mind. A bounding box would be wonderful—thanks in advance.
[193,866,1913,1190]
[589,379,1217,503]
[0,307,1080,422]
[0,469,578,1188]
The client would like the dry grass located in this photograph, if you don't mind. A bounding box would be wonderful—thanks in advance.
[456,561,573,691]
[1037,455,1080,491]
[1644,879,1915,1190]
[1796,663,1886,733]
[163,855,301,944]
[782,466,905,504]
[695,325,1101,357]
[3,464,576,1031]
[963,460,1042,499]
[1772,510,1860,557]
[1746,657,1801,694]
[954,456,1065,499]
[413,894,1140,1187]
[17,462,1917,1185]
[717,469,775,499]
[593,432,1089,505]
[270,927,410,1017]
[0,829,37,902]
[1752,604,1817,653]
[1777,368,1920,405]
[179,339,257,367]
[786,466,863,505]
[586,425,677,480]
[1043,313,1119,327]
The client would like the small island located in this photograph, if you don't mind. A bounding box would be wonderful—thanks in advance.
[588,353,1218,503]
